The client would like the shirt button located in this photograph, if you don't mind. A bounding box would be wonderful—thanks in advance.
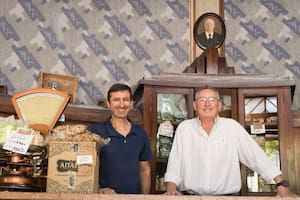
[124,140,127,143]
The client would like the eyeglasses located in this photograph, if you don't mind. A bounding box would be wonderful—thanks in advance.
[195,97,219,103]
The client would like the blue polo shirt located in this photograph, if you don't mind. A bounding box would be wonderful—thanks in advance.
[88,119,153,194]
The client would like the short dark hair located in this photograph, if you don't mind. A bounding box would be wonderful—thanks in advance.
[107,83,132,102]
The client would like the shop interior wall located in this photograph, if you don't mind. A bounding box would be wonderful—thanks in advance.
[0,0,299,194]
[0,0,190,105]
[0,0,299,111]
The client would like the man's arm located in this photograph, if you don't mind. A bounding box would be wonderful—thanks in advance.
[139,161,151,194]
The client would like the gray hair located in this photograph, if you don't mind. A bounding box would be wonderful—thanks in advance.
[194,87,220,100]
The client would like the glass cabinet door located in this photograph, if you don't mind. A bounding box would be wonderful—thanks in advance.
[153,88,194,193]
[245,96,279,193]
[238,88,280,196]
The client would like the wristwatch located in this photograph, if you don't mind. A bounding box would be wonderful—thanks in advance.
[276,180,289,188]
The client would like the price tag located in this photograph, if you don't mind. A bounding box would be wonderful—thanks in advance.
[3,128,34,154]
[250,123,266,134]
[76,155,93,165]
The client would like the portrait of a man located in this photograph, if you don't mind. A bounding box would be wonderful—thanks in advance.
[193,12,226,50]
[198,17,222,48]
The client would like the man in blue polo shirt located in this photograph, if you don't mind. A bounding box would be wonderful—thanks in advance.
[88,83,153,194]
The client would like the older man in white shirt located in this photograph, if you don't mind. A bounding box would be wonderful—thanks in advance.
[164,87,297,197]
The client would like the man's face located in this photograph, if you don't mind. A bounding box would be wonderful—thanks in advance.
[204,18,215,33]
[108,90,132,119]
[193,89,221,120]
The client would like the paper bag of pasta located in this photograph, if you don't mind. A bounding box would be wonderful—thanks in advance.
[50,124,107,147]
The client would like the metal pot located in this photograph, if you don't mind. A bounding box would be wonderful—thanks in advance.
[6,153,30,163]
[1,165,33,176]
[0,175,34,186]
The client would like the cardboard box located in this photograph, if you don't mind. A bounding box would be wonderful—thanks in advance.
[38,72,78,104]
[47,141,99,193]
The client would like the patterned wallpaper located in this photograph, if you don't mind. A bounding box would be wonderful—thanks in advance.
[224,0,300,110]
[0,0,300,111]
[0,0,190,105]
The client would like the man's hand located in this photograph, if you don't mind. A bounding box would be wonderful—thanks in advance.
[274,176,299,198]
[164,182,182,195]
[276,186,299,198]
[164,189,182,195]
[99,187,117,194]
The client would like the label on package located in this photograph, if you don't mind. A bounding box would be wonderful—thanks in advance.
[76,155,93,165]
[3,128,34,154]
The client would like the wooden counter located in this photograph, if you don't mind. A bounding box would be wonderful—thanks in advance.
[0,192,288,200]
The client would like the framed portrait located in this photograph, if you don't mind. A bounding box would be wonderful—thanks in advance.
[193,12,226,50]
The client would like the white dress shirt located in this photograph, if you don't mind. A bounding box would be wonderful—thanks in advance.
[205,31,213,39]
[164,117,281,195]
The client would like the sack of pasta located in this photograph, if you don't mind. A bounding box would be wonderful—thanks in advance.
[50,124,107,146]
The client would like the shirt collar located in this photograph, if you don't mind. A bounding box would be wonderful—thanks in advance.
[206,32,213,38]
[197,115,219,126]
[105,117,137,137]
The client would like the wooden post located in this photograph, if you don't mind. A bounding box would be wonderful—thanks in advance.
[206,48,219,74]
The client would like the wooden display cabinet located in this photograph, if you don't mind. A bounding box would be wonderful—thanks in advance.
[133,73,296,195]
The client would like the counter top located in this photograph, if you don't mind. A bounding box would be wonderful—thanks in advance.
[0,192,290,200]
